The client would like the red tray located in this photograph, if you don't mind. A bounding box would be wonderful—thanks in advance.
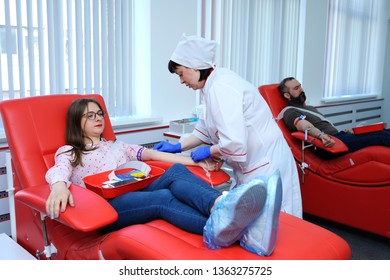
[83,165,165,199]
[352,122,386,134]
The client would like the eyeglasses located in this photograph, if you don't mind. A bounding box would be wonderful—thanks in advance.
[82,110,105,120]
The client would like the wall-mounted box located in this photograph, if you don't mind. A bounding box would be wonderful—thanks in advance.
[169,118,198,134]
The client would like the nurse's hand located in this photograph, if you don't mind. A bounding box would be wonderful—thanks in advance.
[191,146,211,162]
[153,141,182,153]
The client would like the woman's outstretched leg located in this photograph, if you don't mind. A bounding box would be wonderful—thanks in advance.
[102,189,208,234]
[144,163,221,216]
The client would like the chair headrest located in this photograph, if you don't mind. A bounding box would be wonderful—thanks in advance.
[0,94,116,189]
[258,84,287,119]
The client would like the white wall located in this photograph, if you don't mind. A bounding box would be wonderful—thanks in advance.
[150,0,199,124]
[300,0,329,106]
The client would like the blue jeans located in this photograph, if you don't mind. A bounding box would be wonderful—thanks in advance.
[101,163,221,234]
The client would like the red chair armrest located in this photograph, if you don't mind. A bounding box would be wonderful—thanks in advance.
[291,131,348,153]
[15,184,118,232]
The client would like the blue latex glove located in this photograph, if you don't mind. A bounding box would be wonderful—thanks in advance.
[153,141,182,153]
[191,146,211,162]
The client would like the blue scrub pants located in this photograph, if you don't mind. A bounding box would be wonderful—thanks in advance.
[102,163,221,234]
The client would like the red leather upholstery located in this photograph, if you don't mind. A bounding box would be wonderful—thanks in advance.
[259,84,390,238]
[291,131,348,153]
[0,94,351,259]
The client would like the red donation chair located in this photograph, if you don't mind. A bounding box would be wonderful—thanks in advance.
[259,84,390,238]
[0,94,351,259]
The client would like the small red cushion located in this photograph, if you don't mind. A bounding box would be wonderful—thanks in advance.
[291,131,348,153]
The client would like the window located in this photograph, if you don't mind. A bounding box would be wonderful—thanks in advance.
[324,0,383,101]
[200,0,303,87]
[0,0,154,128]
[0,26,17,54]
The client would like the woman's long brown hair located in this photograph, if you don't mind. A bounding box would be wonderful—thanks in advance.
[61,98,104,167]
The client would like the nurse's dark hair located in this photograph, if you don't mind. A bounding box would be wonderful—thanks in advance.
[278,77,296,97]
[168,60,212,82]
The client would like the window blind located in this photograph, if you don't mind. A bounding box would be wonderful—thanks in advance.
[0,0,133,118]
[324,0,382,99]
[201,0,302,87]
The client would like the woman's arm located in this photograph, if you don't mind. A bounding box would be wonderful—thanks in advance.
[141,148,199,165]
[141,148,222,171]
[45,181,74,219]
[45,146,75,218]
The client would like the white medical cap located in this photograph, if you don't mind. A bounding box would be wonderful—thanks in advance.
[170,34,217,69]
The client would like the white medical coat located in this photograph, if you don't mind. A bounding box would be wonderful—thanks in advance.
[193,68,302,218]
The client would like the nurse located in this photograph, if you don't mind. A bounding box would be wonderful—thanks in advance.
[155,34,302,218]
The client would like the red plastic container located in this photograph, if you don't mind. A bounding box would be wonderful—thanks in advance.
[83,165,165,199]
[352,122,386,134]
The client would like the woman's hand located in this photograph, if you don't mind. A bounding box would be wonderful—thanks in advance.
[45,182,74,219]
[198,158,224,171]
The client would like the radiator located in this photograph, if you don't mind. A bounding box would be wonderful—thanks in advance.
[316,99,384,131]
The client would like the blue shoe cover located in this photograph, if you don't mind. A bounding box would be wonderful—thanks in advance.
[240,171,283,256]
[203,178,266,249]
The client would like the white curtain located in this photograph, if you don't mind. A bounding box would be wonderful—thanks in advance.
[200,0,303,87]
[0,0,133,117]
[324,0,382,99]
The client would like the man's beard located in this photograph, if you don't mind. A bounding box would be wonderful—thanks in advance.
[290,91,306,105]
